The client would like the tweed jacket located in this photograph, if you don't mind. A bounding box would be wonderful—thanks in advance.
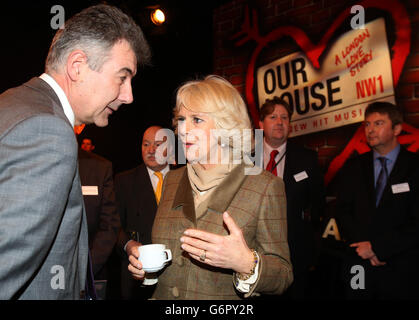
[151,164,293,300]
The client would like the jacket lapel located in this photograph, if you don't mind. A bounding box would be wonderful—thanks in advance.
[207,163,248,214]
[283,142,294,184]
[136,164,157,213]
[377,147,407,208]
[172,167,196,225]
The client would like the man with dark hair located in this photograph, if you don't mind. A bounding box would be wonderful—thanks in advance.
[259,96,325,299]
[0,4,150,299]
[81,138,96,152]
[336,101,419,299]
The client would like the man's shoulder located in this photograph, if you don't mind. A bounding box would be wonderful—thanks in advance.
[78,149,112,170]
[0,78,59,113]
[165,165,186,181]
[341,151,371,174]
[0,78,65,136]
[287,141,317,158]
[397,148,419,175]
[400,147,419,162]
[79,148,111,163]
[116,164,143,177]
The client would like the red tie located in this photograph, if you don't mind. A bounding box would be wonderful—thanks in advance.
[266,150,279,176]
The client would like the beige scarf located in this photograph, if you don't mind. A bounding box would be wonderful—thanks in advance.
[187,163,237,218]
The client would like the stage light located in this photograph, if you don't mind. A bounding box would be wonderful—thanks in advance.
[151,8,165,25]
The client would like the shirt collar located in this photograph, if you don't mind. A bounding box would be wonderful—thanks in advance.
[263,138,287,158]
[39,73,75,127]
[146,164,170,177]
[373,143,400,164]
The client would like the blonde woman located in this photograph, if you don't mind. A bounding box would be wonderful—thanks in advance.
[128,75,293,299]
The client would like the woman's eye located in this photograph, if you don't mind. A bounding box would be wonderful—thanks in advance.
[177,117,185,122]
[193,117,203,124]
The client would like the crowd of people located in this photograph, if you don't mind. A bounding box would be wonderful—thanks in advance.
[0,4,418,300]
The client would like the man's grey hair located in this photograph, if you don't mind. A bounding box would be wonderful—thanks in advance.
[45,4,151,73]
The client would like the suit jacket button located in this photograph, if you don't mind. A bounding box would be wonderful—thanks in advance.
[172,287,179,298]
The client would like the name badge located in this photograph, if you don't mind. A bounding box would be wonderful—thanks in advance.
[82,186,99,196]
[294,171,308,182]
[391,183,410,194]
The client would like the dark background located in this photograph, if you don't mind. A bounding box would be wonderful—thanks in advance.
[0,0,228,174]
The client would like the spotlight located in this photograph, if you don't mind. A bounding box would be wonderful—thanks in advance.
[151,8,165,25]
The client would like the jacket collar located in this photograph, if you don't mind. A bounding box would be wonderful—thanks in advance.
[24,77,70,128]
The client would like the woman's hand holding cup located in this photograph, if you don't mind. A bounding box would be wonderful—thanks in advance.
[127,243,146,281]
[128,243,172,283]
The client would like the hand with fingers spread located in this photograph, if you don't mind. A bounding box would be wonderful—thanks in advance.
[180,211,255,275]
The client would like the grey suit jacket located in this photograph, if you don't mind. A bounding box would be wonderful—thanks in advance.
[0,77,88,299]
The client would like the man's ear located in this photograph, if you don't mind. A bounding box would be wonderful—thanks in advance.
[393,123,403,137]
[258,121,264,130]
[66,50,88,81]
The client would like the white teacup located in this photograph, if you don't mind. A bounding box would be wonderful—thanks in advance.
[138,244,172,273]
[138,244,172,286]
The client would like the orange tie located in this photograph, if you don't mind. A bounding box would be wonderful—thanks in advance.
[154,171,163,204]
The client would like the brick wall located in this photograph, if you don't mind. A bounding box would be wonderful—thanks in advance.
[213,0,419,183]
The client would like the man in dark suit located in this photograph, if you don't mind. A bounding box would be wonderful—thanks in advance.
[115,125,171,299]
[77,137,120,298]
[336,101,419,299]
[0,5,150,299]
[259,96,325,299]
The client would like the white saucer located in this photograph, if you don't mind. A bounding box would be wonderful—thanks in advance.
[143,277,158,286]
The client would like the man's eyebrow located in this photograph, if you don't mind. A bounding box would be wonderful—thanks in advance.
[119,67,133,75]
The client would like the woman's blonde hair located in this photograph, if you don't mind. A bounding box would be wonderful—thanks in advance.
[173,75,253,159]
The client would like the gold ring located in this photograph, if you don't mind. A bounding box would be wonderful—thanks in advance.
[199,250,206,262]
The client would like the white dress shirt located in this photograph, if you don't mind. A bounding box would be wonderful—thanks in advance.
[263,139,287,178]
[39,73,75,127]
[146,164,170,193]
[124,164,170,252]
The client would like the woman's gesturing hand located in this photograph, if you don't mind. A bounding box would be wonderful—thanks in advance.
[180,211,254,274]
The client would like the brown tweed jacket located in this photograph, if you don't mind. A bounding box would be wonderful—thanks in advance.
[151,163,293,300]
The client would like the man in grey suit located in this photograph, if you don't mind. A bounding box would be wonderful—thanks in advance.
[0,4,150,299]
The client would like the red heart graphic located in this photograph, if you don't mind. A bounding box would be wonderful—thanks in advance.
[233,0,411,127]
